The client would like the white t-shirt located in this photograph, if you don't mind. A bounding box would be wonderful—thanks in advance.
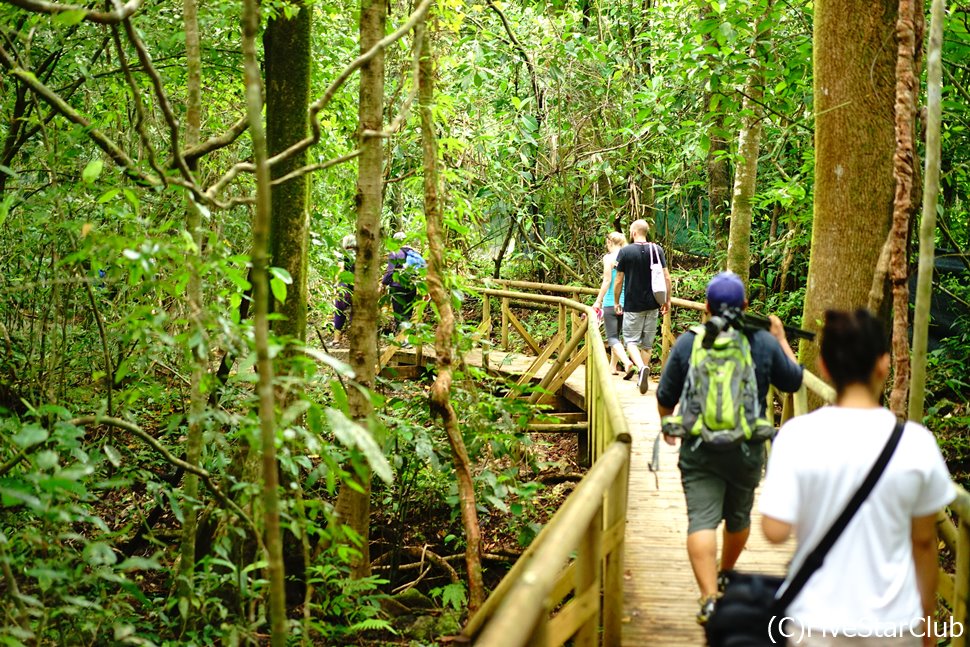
[760,406,954,633]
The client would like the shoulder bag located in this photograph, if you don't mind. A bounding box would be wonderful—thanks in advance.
[648,243,667,306]
[705,418,905,647]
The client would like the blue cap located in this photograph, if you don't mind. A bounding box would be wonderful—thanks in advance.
[706,272,746,311]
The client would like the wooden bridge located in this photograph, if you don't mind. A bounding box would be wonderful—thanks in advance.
[384,279,970,646]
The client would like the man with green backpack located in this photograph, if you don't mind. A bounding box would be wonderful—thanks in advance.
[656,271,803,626]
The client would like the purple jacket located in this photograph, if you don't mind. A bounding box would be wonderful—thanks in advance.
[382,247,410,289]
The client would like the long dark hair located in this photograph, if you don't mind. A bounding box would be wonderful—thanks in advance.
[820,309,888,394]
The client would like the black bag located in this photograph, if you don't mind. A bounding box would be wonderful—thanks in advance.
[704,419,905,647]
[705,572,785,646]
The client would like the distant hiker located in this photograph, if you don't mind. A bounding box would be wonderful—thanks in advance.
[333,234,356,345]
[656,271,803,625]
[382,231,426,330]
[592,231,636,379]
[760,309,953,647]
[613,219,671,394]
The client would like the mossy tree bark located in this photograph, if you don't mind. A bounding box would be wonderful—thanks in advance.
[265,0,311,344]
[726,10,770,285]
[800,0,897,376]
[242,0,287,641]
[701,2,730,262]
[418,17,485,612]
[333,0,386,579]
[178,0,204,621]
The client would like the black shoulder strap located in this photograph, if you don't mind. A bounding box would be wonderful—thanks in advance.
[775,418,905,609]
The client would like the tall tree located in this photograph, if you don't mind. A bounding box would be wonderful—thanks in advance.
[242,0,287,640]
[333,0,387,579]
[265,0,312,343]
[800,0,898,372]
[725,7,770,282]
[418,15,485,611]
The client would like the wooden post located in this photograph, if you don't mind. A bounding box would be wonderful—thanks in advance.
[793,383,808,417]
[603,450,630,646]
[574,504,603,646]
[501,297,510,350]
[955,519,970,647]
[559,304,567,358]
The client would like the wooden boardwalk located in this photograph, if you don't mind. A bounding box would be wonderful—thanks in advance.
[382,343,795,645]
[478,350,795,646]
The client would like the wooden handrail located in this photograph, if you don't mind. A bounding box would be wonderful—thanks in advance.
[465,282,631,646]
[467,279,968,646]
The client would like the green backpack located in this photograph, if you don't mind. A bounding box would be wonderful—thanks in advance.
[661,324,774,448]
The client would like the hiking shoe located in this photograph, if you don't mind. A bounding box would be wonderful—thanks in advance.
[638,366,650,394]
[696,595,717,626]
[623,365,637,381]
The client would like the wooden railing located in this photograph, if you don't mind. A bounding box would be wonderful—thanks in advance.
[462,281,969,646]
[463,280,631,646]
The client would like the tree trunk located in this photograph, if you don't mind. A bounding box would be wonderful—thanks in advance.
[242,0,287,642]
[725,83,763,284]
[909,0,944,421]
[800,0,897,378]
[178,0,204,621]
[265,0,311,344]
[333,0,386,580]
[418,18,485,612]
[701,3,730,261]
[887,0,918,414]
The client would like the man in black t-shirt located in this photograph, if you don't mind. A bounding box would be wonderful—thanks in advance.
[614,219,671,394]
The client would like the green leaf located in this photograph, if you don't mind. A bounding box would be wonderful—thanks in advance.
[268,266,293,284]
[270,276,287,303]
[325,408,393,484]
[12,424,47,449]
[53,8,88,26]
[103,444,121,467]
[82,159,103,184]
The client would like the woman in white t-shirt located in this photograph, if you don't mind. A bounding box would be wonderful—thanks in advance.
[592,231,635,378]
[760,309,954,647]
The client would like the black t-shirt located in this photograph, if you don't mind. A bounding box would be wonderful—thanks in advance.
[614,241,667,312]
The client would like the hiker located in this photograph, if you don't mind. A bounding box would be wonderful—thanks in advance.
[592,231,636,378]
[381,231,425,330]
[332,234,356,345]
[613,219,671,394]
[655,271,803,625]
[760,309,953,647]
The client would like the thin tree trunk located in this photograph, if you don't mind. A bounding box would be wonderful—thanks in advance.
[909,0,944,421]
[726,12,769,284]
[332,0,386,580]
[701,2,730,260]
[418,16,485,612]
[178,0,204,622]
[242,0,287,643]
[888,0,918,414]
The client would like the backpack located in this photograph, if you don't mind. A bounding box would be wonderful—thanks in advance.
[402,247,426,271]
[661,324,774,448]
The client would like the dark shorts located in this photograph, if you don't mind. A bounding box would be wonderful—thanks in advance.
[678,441,766,534]
[603,306,623,346]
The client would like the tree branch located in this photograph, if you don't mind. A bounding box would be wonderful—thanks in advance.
[70,416,264,553]
[183,114,248,163]
[2,0,142,24]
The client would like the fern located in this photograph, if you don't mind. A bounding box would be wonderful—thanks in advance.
[347,618,396,634]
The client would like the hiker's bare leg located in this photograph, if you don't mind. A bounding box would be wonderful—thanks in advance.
[611,342,634,370]
[625,342,645,369]
[720,526,750,572]
[609,348,618,372]
[640,347,652,369]
[687,529,719,598]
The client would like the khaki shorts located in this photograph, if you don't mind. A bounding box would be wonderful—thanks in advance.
[789,636,920,646]
[678,441,765,534]
[621,308,659,348]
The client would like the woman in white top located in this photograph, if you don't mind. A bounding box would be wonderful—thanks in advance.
[760,309,954,647]
[592,231,635,378]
